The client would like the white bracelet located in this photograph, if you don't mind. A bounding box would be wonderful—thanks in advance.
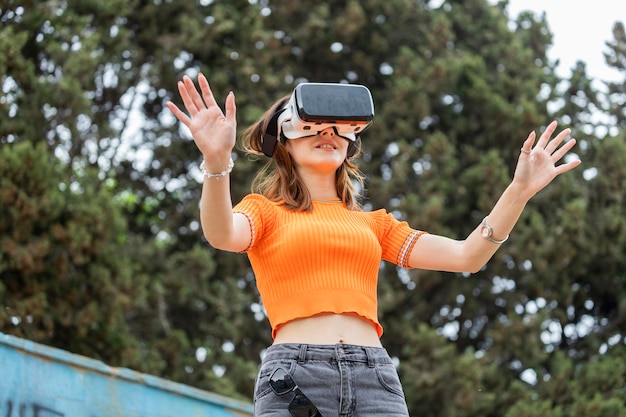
[199,158,234,179]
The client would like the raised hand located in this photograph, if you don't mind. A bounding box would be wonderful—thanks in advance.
[513,120,581,200]
[166,73,236,165]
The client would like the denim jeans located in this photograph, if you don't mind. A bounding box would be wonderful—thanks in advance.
[253,343,410,417]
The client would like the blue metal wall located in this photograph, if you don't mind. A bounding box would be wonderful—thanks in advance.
[0,332,254,417]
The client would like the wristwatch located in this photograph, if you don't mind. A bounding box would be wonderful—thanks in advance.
[480,217,509,244]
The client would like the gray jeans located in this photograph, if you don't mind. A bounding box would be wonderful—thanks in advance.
[254,343,410,417]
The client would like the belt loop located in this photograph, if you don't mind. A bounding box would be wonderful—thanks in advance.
[364,347,375,368]
[298,344,308,364]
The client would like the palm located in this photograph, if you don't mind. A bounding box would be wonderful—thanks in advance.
[188,106,236,154]
[513,121,581,199]
[166,73,236,157]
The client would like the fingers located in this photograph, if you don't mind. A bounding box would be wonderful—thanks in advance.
[166,100,191,127]
[224,91,236,123]
[177,77,199,115]
[524,121,574,159]
[183,75,207,115]
[525,122,581,175]
[551,137,577,163]
[175,73,224,116]
[198,73,219,110]
[167,73,233,128]
[521,131,536,154]
[555,155,582,175]
[545,127,571,155]
[535,120,558,150]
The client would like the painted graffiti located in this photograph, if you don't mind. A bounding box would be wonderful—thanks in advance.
[2,401,65,417]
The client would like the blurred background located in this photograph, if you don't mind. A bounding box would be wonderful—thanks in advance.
[1,1,625,415]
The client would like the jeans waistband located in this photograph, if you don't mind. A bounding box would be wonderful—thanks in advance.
[263,343,393,368]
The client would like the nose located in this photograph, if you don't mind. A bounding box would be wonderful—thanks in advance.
[320,127,336,136]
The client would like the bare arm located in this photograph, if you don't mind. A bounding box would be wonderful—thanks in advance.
[408,121,581,273]
[166,73,251,252]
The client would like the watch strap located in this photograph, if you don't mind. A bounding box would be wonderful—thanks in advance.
[481,217,509,244]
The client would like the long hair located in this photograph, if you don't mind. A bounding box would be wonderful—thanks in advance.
[239,96,365,212]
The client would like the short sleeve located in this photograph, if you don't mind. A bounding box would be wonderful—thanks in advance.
[375,210,428,269]
[232,194,277,252]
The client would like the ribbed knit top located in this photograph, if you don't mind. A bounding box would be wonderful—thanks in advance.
[233,194,426,338]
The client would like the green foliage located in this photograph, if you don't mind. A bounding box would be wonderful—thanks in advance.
[0,141,145,367]
[505,348,626,417]
[1,0,625,413]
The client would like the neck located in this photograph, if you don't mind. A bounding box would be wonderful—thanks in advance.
[298,169,339,201]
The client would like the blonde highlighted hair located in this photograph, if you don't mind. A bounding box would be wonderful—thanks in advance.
[239,96,365,212]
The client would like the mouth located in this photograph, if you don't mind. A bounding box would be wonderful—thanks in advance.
[316,142,337,150]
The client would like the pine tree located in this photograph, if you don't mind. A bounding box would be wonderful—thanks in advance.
[0,141,146,368]
[1,0,624,412]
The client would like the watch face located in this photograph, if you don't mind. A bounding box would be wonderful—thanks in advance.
[481,226,490,238]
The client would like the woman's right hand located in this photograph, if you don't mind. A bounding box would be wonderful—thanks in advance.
[166,72,236,168]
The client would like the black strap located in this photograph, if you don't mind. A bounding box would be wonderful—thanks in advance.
[261,108,286,157]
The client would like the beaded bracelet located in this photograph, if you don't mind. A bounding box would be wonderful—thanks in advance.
[199,158,234,179]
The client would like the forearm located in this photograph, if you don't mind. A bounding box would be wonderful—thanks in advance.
[461,181,531,271]
[198,156,237,248]
[408,181,530,272]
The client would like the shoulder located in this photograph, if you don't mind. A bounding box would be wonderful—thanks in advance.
[365,207,397,224]
[233,194,281,233]
[237,193,272,204]
[362,207,420,236]
[235,193,282,211]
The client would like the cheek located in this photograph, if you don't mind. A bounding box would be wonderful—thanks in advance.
[340,140,352,155]
[283,141,307,164]
[283,140,297,156]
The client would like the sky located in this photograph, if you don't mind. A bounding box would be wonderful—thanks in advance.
[502,0,623,84]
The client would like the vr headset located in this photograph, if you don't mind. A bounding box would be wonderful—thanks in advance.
[262,82,375,157]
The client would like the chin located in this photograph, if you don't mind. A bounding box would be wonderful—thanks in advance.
[313,158,344,172]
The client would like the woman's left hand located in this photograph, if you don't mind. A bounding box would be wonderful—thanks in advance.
[512,120,581,200]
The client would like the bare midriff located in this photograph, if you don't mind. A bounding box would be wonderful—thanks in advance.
[272,312,382,347]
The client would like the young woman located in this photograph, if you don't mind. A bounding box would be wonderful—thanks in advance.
[166,73,581,416]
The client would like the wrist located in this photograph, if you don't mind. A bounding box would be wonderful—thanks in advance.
[200,156,234,179]
[201,151,232,168]
[506,180,534,204]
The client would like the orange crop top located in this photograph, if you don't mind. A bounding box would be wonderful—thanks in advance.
[233,194,427,338]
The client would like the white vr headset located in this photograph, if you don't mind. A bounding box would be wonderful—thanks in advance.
[262,83,375,157]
